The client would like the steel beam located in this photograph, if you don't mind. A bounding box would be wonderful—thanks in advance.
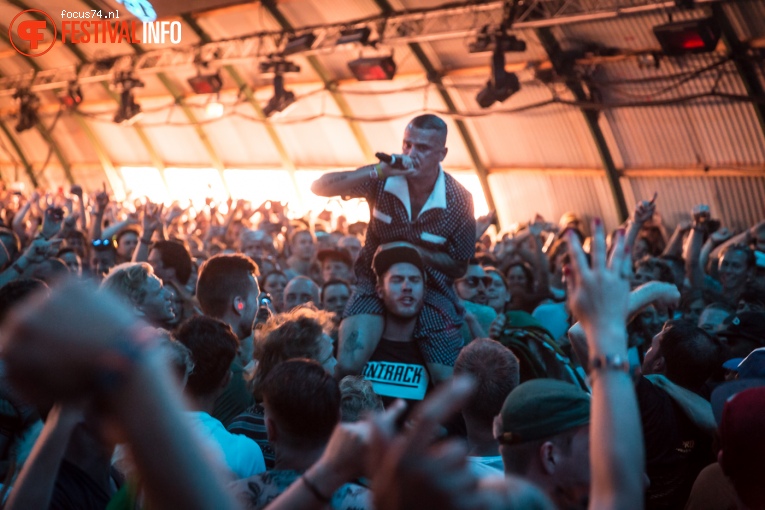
[536,27,628,222]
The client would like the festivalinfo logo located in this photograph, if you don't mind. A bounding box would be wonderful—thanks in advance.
[9,3,182,57]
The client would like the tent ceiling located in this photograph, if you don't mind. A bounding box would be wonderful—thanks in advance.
[0,0,763,231]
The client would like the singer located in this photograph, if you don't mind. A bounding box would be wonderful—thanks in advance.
[311,114,475,383]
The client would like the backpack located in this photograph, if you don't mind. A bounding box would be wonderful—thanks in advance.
[495,311,589,392]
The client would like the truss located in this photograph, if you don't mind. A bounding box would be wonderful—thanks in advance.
[0,0,717,96]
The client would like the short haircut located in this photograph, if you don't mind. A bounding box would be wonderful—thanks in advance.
[502,428,578,475]
[251,307,332,399]
[152,240,193,285]
[339,376,383,423]
[321,279,351,302]
[0,278,49,324]
[197,254,259,319]
[100,262,154,308]
[175,316,239,397]
[409,114,447,138]
[260,359,340,448]
[659,319,724,391]
[289,228,314,246]
[116,228,140,244]
[454,339,520,423]
[721,244,756,270]
[635,256,676,284]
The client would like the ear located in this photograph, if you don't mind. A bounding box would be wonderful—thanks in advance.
[233,296,245,316]
[440,146,448,162]
[375,284,384,300]
[539,441,557,475]
[218,369,232,392]
[265,416,278,443]
[653,355,666,374]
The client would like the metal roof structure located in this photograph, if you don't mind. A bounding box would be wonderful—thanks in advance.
[0,0,763,230]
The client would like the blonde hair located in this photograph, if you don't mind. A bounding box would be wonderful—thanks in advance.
[100,262,155,307]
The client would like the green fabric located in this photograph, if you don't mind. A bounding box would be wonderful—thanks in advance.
[460,300,497,344]
[212,360,254,428]
[499,378,591,444]
[106,484,137,510]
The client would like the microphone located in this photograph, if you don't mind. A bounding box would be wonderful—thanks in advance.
[375,152,408,170]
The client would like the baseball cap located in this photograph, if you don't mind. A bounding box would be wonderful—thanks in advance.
[717,386,765,481]
[736,347,765,379]
[372,242,424,278]
[497,379,590,444]
[317,248,353,267]
[711,378,765,425]
[718,312,765,343]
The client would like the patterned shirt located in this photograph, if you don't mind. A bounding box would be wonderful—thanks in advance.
[229,469,371,510]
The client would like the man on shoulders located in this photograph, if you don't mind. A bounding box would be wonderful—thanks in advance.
[312,114,476,383]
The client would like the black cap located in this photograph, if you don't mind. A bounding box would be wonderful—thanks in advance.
[372,242,424,278]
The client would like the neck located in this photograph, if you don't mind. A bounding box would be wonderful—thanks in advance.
[407,167,439,194]
[187,393,218,415]
[273,444,325,472]
[382,313,417,341]
[464,415,499,457]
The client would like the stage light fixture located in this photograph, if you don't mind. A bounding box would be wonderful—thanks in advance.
[59,81,83,109]
[13,89,40,133]
[113,73,144,125]
[283,32,316,56]
[653,17,721,55]
[262,74,296,118]
[188,72,223,95]
[469,26,527,53]
[336,27,371,46]
[476,40,520,108]
[205,98,224,119]
[348,55,396,81]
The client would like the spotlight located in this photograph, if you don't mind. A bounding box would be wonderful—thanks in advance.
[205,98,224,119]
[336,27,371,46]
[13,89,40,133]
[469,26,526,53]
[283,32,316,56]
[113,73,144,125]
[262,74,296,118]
[188,72,223,95]
[59,81,83,109]
[476,41,520,108]
[348,55,396,81]
[653,17,721,55]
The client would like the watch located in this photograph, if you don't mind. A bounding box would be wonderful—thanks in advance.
[590,353,630,373]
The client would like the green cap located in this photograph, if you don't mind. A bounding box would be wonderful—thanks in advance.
[498,379,591,444]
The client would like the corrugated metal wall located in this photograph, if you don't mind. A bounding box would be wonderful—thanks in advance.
[622,175,765,232]
[489,171,622,232]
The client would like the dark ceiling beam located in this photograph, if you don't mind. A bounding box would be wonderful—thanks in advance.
[5,1,129,192]
[261,0,375,163]
[536,27,629,222]
[181,13,303,201]
[0,25,73,185]
[371,0,498,221]
[711,3,765,142]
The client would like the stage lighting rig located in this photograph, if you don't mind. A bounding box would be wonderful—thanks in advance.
[113,72,144,125]
[262,74,296,118]
[469,25,527,54]
[59,81,83,110]
[13,88,40,133]
[476,35,520,108]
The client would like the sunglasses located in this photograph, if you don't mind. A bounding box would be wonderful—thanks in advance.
[92,238,116,248]
[458,276,492,288]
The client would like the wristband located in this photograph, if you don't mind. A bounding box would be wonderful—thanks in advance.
[139,237,152,245]
[590,353,630,374]
[375,163,384,179]
[301,475,332,504]
[11,262,27,274]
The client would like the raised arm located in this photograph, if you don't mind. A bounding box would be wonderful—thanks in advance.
[566,222,644,510]
[311,158,417,197]
[625,193,657,259]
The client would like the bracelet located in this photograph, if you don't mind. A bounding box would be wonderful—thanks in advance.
[368,169,378,180]
[11,262,27,274]
[590,354,630,374]
[139,237,152,245]
[375,163,384,179]
[301,474,332,504]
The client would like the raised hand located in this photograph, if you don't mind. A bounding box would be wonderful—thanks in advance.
[476,210,496,240]
[142,202,164,234]
[634,193,657,224]
[692,204,711,226]
[710,227,732,244]
[566,220,631,352]
[41,207,65,239]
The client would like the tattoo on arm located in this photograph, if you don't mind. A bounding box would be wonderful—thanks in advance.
[342,331,363,355]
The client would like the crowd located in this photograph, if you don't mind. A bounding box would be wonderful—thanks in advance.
[0,113,763,510]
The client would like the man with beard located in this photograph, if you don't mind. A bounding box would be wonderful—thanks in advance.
[455,260,497,342]
[197,254,261,426]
